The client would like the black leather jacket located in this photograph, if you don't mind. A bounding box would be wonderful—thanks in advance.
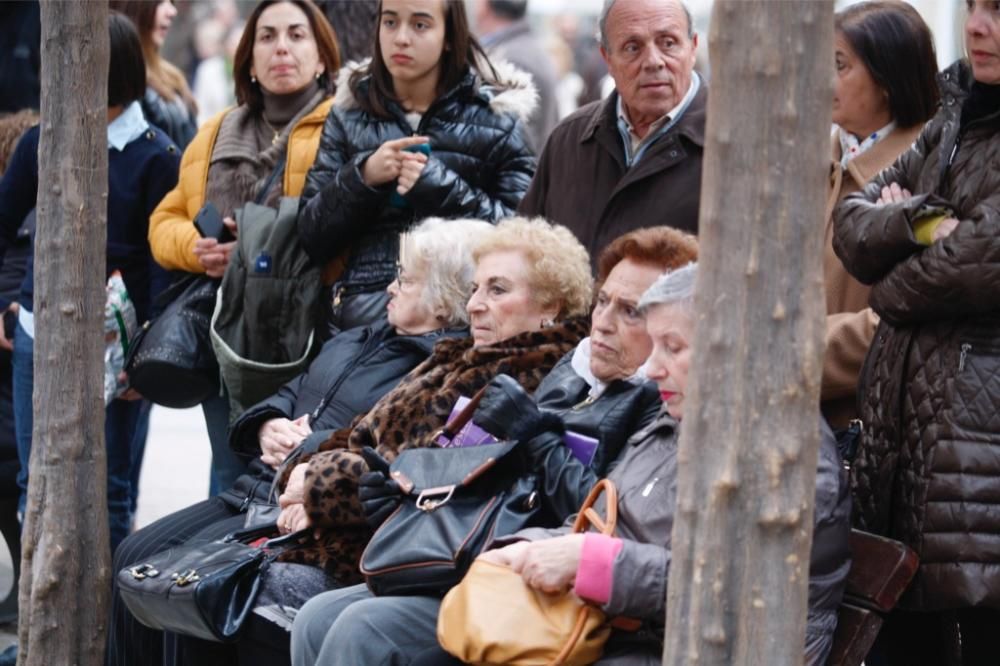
[141,88,197,150]
[534,353,661,473]
[220,319,466,509]
[298,62,537,297]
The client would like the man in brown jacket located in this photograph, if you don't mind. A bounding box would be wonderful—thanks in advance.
[518,0,704,267]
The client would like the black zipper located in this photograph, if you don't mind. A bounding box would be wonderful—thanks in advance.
[309,330,380,423]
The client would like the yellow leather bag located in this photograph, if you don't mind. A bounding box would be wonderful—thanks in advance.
[437,480,619,666]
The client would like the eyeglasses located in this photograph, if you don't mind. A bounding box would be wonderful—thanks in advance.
[395,262,419,289]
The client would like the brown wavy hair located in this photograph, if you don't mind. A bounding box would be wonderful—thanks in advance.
[233,0,342,112]
[0,110,39,176]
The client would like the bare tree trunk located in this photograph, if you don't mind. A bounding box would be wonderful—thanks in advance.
[662,2,833,664]
[18,2,109,665]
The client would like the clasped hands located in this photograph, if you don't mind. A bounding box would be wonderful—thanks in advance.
[362,136,430,195]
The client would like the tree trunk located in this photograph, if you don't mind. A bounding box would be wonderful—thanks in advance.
[662,2,833,665]
[18,2,109,665]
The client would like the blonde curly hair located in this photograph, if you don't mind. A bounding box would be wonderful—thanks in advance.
[472,216,592,319]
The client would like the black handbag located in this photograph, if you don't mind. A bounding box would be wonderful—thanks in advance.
[118,523,308,642]
[359,389,541,597]
[124,274,220,408]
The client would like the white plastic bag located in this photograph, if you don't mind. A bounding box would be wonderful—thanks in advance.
[104,271,138,405]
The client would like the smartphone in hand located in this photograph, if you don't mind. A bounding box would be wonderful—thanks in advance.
[193,202,234,242]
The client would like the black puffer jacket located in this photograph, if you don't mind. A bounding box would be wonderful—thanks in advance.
[834,60,1000,610]
[534,352,661,473]
[298,62,537,297]
[220,319,465,508]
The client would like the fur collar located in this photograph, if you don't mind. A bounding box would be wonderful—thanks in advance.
[332,58,537,122]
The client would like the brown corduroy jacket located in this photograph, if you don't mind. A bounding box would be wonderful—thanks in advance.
[821,124,921,428]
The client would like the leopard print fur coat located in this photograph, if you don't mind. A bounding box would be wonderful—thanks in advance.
[278,317,589,580]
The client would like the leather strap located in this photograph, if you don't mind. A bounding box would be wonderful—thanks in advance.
[434,385,490,444]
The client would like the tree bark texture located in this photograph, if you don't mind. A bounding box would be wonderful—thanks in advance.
[18,3,109,665]
[662,2,833,665]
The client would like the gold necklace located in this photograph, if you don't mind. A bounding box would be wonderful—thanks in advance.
[262,116,282,146]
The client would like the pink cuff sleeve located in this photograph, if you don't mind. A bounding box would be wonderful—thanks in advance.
[574,533,623,604]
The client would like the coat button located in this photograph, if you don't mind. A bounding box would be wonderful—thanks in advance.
[669,150,679,158]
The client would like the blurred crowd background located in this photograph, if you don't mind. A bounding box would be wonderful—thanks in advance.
[153,0,965,131]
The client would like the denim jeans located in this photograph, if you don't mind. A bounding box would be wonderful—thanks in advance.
[201,390,249,497]
[12,323,32,520]
[13,321,149,552]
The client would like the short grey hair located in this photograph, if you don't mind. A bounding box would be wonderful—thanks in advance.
[599,0,694,51]
[638,262,697,313]
[399,218,495,327]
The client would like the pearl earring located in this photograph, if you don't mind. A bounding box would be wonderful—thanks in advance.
[251,75,257,84]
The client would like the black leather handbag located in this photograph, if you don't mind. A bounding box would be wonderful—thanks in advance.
[124,274,220,408]
[118,523,308,642]
[359,391,541,597]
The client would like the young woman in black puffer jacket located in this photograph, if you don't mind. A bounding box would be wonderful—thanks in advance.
[298,0,537,332]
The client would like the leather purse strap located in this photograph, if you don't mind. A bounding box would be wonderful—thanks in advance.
[434,384,490,444]
[571,479,618,536]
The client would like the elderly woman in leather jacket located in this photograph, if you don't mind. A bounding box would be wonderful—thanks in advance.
[297,0,537,331]
[291,264,852,666]
[107,218,487,666]
[833,2,1000,662]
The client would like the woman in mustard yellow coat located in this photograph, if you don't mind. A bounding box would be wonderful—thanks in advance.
[147,0,339,495]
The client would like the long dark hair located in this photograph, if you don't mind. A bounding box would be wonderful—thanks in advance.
[108,0,196,111]
[835,0,940,128]
[350,0,498,119]
[233,0,342,113]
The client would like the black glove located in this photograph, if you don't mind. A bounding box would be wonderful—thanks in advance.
[358,447,402,529]
[474,374,565,443]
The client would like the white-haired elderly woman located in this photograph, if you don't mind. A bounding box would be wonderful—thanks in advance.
[291,264,851,666]
[109,217,492,666]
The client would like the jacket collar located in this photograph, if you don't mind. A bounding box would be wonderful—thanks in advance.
[628,406,678,447]
[581,83,708,150]
[832,124,923,189]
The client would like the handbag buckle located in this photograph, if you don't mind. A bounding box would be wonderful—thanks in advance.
[415,485,455,512]
[171,569,201,587]
[129,563,160,580]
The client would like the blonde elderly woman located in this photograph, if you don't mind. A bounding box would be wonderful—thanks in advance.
[109,217,491,666]
[273,216,593,583]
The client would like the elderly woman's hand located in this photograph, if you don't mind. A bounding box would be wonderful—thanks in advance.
[276,501,311,535]
[279,462,310,507]
[259,416,312,468]
[479,534,586,594]
[875,182,912,206]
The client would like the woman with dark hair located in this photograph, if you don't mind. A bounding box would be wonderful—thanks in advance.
[148,0,340,497]
[0,12,180,554]
[835,1,1000,663]
[298,0,537,332]
[109,0,199,148]
[821,0,940,429]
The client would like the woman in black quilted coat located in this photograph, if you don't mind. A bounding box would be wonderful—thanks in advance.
[833,3,1000,663]
[298,0,536,332]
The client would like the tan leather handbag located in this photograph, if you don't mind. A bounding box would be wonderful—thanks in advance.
[437,480,619,666]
